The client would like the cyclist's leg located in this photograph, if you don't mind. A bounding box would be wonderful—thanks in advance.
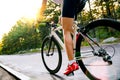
[61,0,79,75]
[61,17,74,60]
[61,17,79,75]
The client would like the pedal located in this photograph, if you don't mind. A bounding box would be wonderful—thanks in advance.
[107,59,112,65]
[103,54,111,61]
[103,55,112,65]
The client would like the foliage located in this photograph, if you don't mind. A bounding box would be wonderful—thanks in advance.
[38,22,50,40]
[44,0,61,23]
[116,6,120,18]
[1,18,47,55]
[0,42,3,54]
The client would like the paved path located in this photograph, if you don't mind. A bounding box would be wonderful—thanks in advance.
[0,51,88,80]
[0,43,120,80]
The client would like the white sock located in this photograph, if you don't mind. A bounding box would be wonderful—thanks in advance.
[69,60,75,65]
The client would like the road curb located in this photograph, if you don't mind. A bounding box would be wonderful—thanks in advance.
[0,63,31,80]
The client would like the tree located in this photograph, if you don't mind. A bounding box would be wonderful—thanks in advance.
[44,0,61,23]
[37,0,48,21]
[1,18,41,54]
[94,0,118,18]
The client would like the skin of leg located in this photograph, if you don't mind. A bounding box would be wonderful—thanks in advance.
[61,17,74,61]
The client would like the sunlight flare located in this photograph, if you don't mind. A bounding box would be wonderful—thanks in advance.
[0,0,42,40]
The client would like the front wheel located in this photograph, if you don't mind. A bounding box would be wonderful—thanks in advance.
[41,36,62,74]
[76,19,120,80]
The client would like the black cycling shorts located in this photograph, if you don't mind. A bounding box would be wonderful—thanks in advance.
[62,0,80,18]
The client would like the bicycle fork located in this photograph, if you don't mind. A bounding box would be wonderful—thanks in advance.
[46,36,55,56]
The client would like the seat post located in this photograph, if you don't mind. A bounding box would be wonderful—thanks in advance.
[74,13,78,21]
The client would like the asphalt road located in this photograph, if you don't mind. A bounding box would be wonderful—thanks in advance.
[0,43,120,80]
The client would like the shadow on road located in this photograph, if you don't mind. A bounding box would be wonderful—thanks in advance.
[50,74,66,80]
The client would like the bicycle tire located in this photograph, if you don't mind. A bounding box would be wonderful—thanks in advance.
[41,36,62,74]
[76,18,120,80]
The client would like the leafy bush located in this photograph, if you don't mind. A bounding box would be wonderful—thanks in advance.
[0,18,49,55]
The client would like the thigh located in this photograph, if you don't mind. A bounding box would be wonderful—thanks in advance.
[61,17,74,32]
[62,0,79,18]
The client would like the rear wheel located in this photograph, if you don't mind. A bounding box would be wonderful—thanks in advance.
[76,19,120,80]
[41,36,62,74]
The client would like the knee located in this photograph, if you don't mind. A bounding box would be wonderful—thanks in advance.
[61,17,74,33]
[62,25,74,34]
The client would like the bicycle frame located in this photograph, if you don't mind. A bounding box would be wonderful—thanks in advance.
[50,21,79,51]
[50,21,107,59]
[50,26,65,49]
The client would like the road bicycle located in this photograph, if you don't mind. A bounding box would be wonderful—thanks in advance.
[41,1,120,80]
[41,18,120,80]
